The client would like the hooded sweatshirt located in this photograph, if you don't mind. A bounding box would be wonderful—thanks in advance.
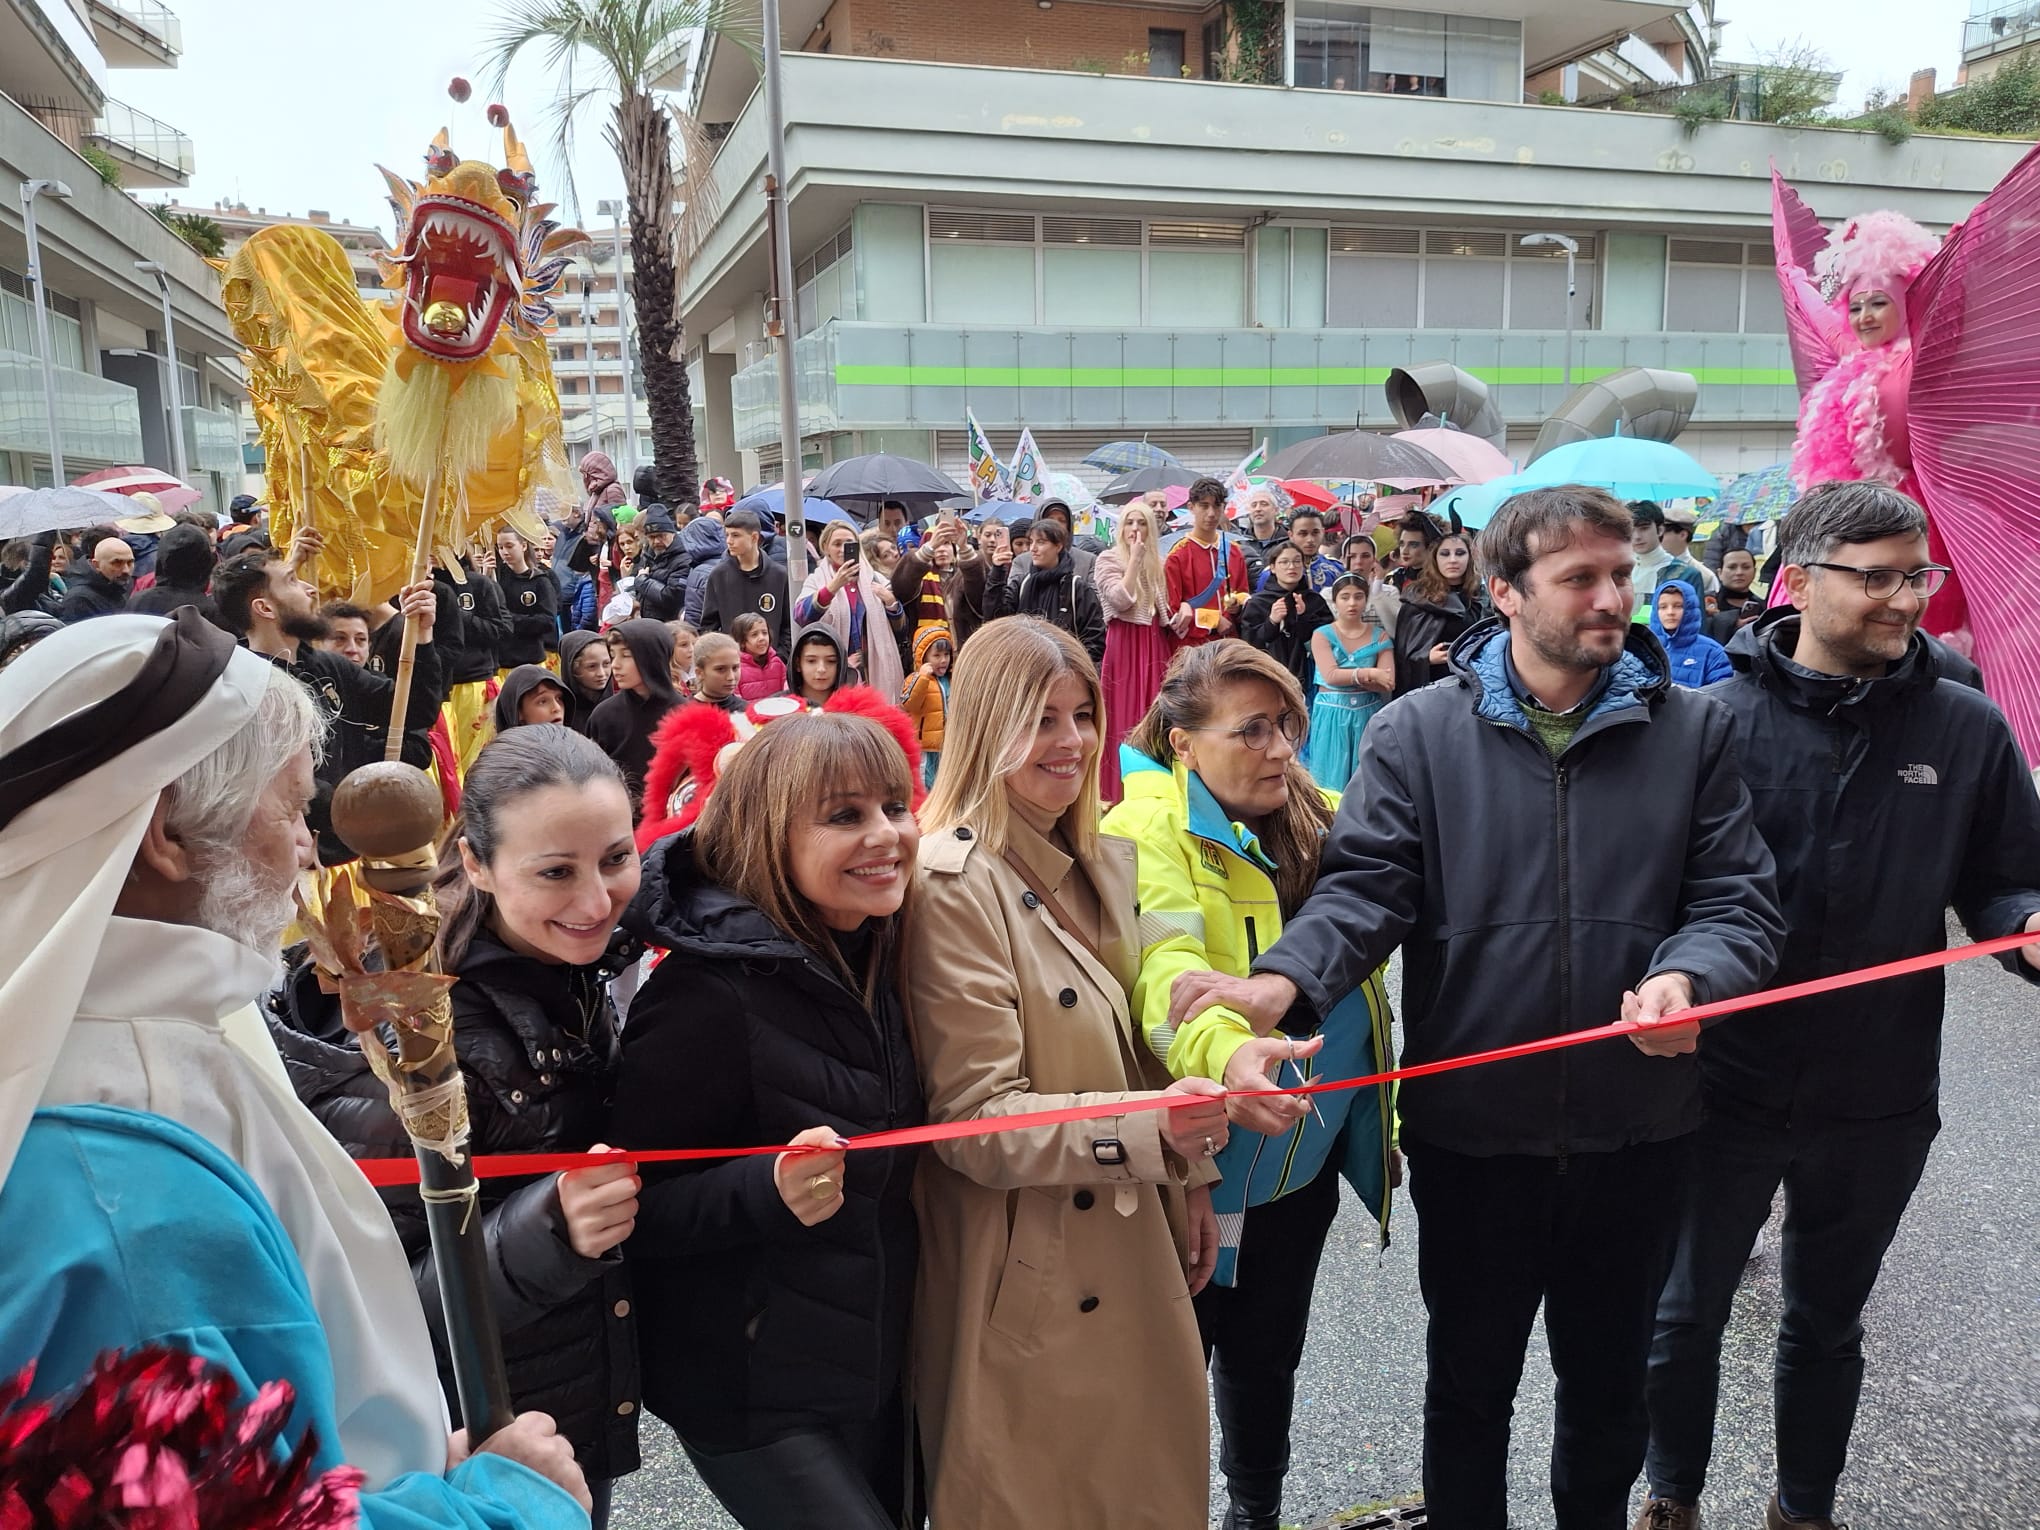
[1646,577,1733,690]
[491,665,573,733]
[125,525,219,624]
[679,518,729,628]
[557,630,613,734]
[786,623,848,707]
[587,619,681,804]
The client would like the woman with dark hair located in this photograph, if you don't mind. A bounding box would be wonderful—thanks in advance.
[494,526,561,671]
[613,709,926,1529]
[1392,529,1482,697]
[1241,542,1331,700]
[1102,639,1395,1530]
[588,618,680,802]
[559,629,613,733]
[268,726,644,1524]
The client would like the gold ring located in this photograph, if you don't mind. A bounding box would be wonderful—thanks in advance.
[808,1174,836,1200]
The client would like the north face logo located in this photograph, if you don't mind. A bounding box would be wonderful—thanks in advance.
[1897,763,1939,786]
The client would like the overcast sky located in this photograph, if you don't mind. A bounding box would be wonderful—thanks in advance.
[116,0,1978,238]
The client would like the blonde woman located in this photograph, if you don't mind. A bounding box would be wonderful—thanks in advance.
[907,617,1264,1530]
[1093,498,1175,801]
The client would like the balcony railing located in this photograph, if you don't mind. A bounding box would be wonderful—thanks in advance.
[87,0,184,62]
[728,320,1798,452]
[87,99,195,188]
[182,403,241,476]
[1966,2,2040,55]
[0,348,145,464]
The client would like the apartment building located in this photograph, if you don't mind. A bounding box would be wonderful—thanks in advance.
[670,0,2027,489]
[0,0,243,511]
[1960,0,2040,85]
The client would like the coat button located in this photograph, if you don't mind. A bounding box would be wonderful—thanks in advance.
[616,1400,636,1416]
[538,1074,553,1086]
[955,826,973,840]
[1022,891,1040,910]
[613,1299,631,1318]
[1079,1296,1100,1313]
[1058,988,1077,1008]
[510,1090,525,1104]
[1073,1190,1095,1211]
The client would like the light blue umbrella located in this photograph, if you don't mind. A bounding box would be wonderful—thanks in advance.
[1517,436,1718,503]
[1430,476,1527,530]
[732,484,854,527]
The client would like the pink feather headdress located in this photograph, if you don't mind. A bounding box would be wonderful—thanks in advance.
[1814,210,1940,304]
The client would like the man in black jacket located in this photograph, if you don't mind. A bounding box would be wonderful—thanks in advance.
[214,550,445,864]
[58,534,134,621]
[1172,486,1784,1530]
[1639,483,2040,1530]
[127,523,220,625]
[632,509,692,622]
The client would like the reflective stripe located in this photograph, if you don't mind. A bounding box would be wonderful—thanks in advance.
[1136,908,1204,951]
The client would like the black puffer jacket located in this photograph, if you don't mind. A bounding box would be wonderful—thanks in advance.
[1242,579,1332,693]
[1701,612,2040,1123]
[613,833,923,1452]
[266,934,640,1479]
[988,557,1105,661]
[633,538,693,623]
[1255,619,1785,1157]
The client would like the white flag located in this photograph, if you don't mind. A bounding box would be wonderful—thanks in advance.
[966,410,1014,503]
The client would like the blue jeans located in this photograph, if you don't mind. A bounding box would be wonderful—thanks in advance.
[1406,1135,1691,1530]
[1644,1099,1938,1517]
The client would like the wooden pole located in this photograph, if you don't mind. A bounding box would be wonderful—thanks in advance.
[384,465,442,762]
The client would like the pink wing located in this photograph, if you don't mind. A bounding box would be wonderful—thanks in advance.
[1771,163,1843,395]
[1906,140,2040,766]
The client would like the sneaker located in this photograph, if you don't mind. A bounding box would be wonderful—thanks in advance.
[1765,1493,1848,1529]
[1632,1499,1701,1530]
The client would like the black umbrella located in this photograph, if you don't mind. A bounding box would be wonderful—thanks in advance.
[1264,432,1457,484]
[807,453,969,505]
[1099,465,1201,505]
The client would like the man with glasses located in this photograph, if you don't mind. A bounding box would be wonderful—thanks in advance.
[1637,481,2040,1530]
[1170,486,1785,1530]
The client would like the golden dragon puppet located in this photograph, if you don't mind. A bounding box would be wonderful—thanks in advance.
[218,92,587,604]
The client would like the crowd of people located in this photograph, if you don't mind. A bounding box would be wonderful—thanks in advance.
[1,458,2037,1530]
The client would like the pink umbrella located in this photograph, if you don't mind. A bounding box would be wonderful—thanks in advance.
[1381,430,1516,489]
[71,466,204,514]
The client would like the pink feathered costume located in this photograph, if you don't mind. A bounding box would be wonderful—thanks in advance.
[1775,156,2040,766]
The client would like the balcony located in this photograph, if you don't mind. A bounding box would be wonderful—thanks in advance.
[0,346,145,465]
[726,319,1797,453]
[181,402,240,475]
[87,97,193,188]
[87,0,182,68]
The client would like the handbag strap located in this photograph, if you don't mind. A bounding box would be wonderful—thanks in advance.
[1000,846,1107,970]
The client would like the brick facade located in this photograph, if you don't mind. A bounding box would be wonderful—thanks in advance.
[808,0,1209,78]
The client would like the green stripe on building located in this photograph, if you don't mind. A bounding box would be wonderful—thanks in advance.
[835,363,1797,388]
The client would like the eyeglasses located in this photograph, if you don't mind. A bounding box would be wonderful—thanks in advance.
[1804,562,1951,600]
[1194,711,1307,752]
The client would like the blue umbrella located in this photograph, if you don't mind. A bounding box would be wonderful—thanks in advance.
[1429,476,1527,531]
[732,484,854,527]
[968,499,1038,525]
[1083,439,1184,473]
[1517,436,1718,503]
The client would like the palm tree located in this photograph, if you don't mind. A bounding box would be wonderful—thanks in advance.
[489,0,755,508]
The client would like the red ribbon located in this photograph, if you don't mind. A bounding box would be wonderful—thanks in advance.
[352,931,2038,1188]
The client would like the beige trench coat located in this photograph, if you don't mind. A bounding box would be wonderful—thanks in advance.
[905,818,1212,1530]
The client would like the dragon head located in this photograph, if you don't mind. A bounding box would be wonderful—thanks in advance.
[378,105,583,367]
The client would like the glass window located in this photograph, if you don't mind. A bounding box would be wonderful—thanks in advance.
[1149,249,1245,326]
[1665,265,1742,331]
[1044,248,1141,326]
[1292,5,1517,99]
[1424,256,1504,327]
[1328,256,1418,327]
[1508,259,1595,329]
[1444,15,1520,103]
[1742,269,1786,333]
[929,244,1037,324]
[1294,3,1364,91]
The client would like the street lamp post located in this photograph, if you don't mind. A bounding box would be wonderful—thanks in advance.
[581,266,601,462]
[596,200,637,485]
[19,178,75,485]
[762,0,808,591]
[1520,232,1580,387]
[133,260,188,480]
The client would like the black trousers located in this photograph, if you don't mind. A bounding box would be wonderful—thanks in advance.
[680,1399,916,1530]
[1405,1135,1692,1530]
[1195,1160,1344,1521]
[1645,1101,1938,1519]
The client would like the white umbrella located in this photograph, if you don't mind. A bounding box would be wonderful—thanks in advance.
[0,485,157,540]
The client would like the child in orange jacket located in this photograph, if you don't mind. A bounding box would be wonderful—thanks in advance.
[900,623,952,788]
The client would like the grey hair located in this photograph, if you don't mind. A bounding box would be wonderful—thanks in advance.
[161,665,326,856]
[1778,481,1929,569]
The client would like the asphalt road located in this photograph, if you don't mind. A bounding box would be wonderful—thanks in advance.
[612,929,2040,1528]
